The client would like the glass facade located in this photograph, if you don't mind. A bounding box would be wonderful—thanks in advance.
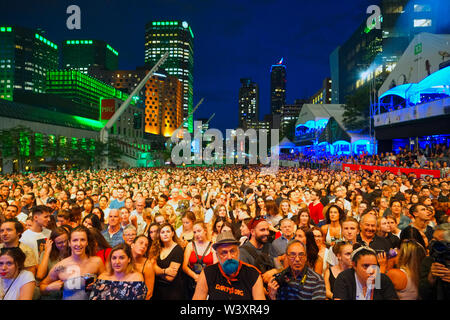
[62,40,119,73]
[238,78,259,129]
[270,61,286,115]
[0,26,58,101]
[144,20,194,132]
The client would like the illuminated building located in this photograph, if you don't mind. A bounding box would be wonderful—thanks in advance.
[238,78,259,129]
[89,67,183,137]
[0,26,58,101]
[329,0,450,104]
[280,99,307,134]
[62,39,118,74]
[270,58,286,115]
[310,78,332,104]
[145,20,194,132]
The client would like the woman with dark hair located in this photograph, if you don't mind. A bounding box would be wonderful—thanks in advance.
[333,245,398,300]
[98,195,110,223]
[81,197,94,219]
[89,243,147,300]
[210,216,227,243]
[147,222,160,248]
[264,200,282,230]
[320,204,345,247]
[255,197,267,217]
[0,247,35,300]
[304,228,322,274]
[82,213,103,232]
[296,207,314,230]
[69,204,82,228]
[40,226,105,300]
[89,228,112,265]
[131,235,155,300]
[91,207,106,230]
[149,223,186,300]
[399,225,427,249]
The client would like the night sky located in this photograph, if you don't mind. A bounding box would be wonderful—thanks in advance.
[2,0,375,133]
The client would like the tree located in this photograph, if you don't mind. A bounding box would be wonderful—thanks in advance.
[343,85,371,132]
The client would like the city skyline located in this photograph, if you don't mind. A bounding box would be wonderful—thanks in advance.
[2,0,378,133]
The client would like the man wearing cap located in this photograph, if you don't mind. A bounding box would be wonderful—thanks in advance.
[192,231,265,300]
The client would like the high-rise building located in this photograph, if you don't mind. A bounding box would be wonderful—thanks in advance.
[270,58,287,115]
[0,26,58,101]
[238,78,259,129]
[88,67,183,137]
[144,20,194,132]
[330,0,450,104]
[46,70,135,115]
[62,39,119,74]
[280,99,308,134]
[310,78,332,104]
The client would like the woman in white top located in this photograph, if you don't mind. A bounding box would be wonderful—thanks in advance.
[387,239,426,300]
[0,247,35,300]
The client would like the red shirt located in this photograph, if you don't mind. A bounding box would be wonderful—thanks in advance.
[309,201,324,225]
[188,249,214,269]
[96,248,112,264]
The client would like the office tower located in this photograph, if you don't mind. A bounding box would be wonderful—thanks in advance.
[310,78,332,104]
[89,67,183,137]
[280,99,308,134]
[238,78,259,129]
[270,58,287,115]
[330,0,450,103]
[145,20,194,132]
[0,26,58,101]
[62,39,119,74]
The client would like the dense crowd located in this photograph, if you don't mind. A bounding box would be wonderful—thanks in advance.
[0,164,449,300]
[279,143,450,173]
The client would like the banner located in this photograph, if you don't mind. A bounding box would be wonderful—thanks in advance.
[342,163,441,178]
[101,99,116,120]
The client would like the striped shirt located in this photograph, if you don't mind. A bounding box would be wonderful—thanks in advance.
[276,267,326,300]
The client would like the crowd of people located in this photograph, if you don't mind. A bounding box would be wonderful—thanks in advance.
[279,143,450,175]
[0,164,449,300]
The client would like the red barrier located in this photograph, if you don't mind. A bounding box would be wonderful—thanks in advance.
[342,163,441,178]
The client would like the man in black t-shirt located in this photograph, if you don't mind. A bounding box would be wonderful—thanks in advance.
[193,231,265,300]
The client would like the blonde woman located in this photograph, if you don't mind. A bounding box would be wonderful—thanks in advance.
[89,243,147,300]
[386,240,426,300]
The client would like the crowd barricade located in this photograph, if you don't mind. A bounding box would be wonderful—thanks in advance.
[342,163,442,178]
[279,160,332,170]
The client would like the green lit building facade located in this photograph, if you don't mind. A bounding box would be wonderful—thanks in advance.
[46,70,134,112]
[0,26,58,101]
[145,20,194,132]
[62,39,119,74]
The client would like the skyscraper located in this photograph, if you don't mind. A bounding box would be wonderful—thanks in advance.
[144,20,194,132]
[238,78,259,129]
[270,58,287,115]
[62,39,119,74]
[0,26,58,101]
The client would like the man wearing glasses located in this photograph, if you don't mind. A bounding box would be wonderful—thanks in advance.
[268,239,325,300]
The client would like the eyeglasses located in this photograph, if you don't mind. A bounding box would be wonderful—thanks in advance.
[287,252,306,260]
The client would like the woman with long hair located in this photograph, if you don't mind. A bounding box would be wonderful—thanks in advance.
[278,199,293,219]
[149,223,186,300]
[296,207,313,230]
[210,216,227,243]
[320,204,345,247]
[40,226,105,300]
[304,228,323,275]
[264,200,282,230]
[82,213,103,232]
[131,235,155,300]
[182,221,217,298]
[89,243,147,300]
[387,240,426,300]
[311,226,327,275]
[89,228,112,265]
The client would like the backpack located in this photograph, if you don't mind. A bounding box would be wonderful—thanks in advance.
[243,243,274,274]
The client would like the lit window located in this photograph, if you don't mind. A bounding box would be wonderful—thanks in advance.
[414,19,432,27]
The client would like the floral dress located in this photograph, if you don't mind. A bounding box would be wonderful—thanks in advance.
[89,279,147,300]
